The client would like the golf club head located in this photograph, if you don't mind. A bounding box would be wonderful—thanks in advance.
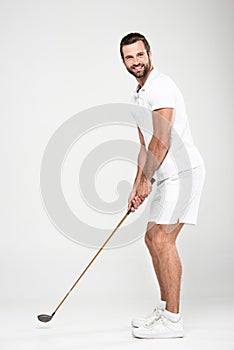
[37,314,53,323]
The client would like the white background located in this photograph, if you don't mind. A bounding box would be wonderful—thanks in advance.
[0,0,233,345]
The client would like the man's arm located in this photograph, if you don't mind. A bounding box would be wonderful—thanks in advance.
[128,127,147,211]
[143,108,173,181]
[135,127,147,184]
[134,108,174,205]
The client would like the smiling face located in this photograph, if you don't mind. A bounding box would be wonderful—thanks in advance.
[122,40,152,83]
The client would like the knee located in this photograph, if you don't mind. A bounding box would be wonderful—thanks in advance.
[144,226,160,258]
[151,225,174,254]
[145,230,157,257]
[145,224,176,256]
[145,233,152,251]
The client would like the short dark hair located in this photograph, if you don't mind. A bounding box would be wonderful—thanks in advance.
[120,32,151,60]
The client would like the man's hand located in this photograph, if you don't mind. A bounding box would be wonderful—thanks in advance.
[128,187,143,212]
[128,176,152,212]
[136,176,152,201]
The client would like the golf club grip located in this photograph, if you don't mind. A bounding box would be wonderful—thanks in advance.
[127,177,156,215]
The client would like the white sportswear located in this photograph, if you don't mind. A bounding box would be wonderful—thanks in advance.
[131,68,205,181]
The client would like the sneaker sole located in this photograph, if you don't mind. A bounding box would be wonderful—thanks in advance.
[132,330,184,339]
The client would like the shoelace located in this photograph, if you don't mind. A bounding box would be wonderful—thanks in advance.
[144,307,163,327]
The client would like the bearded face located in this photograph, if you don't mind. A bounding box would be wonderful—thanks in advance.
[122,40,152,80]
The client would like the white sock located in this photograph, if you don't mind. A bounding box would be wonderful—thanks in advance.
[160,300,166,311]
[163,309,181,322]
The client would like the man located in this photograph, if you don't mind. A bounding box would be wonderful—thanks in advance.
[120,33,205,339]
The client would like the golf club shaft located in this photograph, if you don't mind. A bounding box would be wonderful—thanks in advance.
[52,210,130,316]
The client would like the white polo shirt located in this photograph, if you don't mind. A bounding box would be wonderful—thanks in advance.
[131,68,204,180]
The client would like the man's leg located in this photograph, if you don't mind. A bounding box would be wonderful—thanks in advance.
[145,222,184,313]
[145,222,166,303]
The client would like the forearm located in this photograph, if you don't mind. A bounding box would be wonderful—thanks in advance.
[133,145,147,187]
[142,136,169,181]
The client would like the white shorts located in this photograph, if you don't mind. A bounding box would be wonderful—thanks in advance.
[149,166,205,225]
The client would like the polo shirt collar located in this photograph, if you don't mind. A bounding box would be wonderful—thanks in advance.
[134,67,159,93]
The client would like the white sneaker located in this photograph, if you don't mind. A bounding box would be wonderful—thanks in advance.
[131,306,163,328]
[132,313,184,339]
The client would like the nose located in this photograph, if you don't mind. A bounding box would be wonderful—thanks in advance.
[132,57,140,66]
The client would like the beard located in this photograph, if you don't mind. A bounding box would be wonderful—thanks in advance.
[126,58,151,79]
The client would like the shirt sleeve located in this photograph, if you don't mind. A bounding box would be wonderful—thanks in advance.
[148,77,176,111]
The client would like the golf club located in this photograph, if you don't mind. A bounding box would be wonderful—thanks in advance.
[37,179,155,323]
